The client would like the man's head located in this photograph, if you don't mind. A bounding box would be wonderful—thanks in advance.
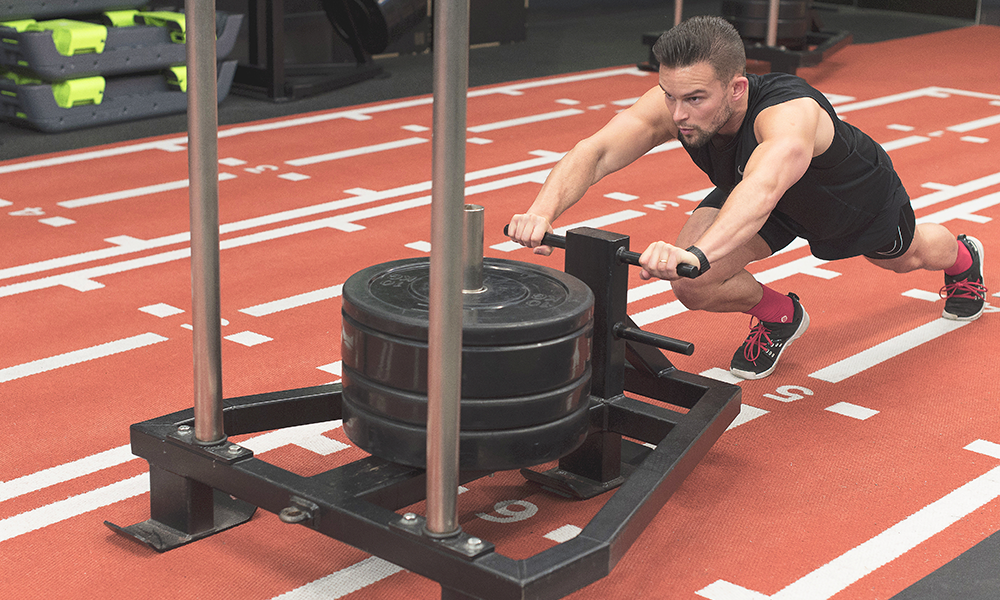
[652,16,746,84]
[652,17,748,148]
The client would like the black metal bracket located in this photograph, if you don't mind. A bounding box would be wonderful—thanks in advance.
[107,227,741,600]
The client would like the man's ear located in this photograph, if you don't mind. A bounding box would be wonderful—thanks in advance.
[731,76,749,101]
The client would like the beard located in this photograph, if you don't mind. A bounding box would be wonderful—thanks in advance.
[678,104,735,149]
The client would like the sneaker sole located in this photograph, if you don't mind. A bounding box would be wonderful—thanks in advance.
[942,235,986,322]
[730,307,811,380]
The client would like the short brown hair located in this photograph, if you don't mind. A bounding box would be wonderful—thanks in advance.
[652,16,746,83]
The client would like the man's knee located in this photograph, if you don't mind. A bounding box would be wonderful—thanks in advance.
[672,278,713,311]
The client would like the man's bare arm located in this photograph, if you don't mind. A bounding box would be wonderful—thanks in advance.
[508,85,677,253]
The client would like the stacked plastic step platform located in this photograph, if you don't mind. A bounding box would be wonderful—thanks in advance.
[1,1,242,132]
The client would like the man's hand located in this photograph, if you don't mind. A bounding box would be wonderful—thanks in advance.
[507,213,555,256]
[638,241,700,280]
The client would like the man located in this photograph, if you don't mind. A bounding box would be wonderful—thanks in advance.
[506,16,986,379]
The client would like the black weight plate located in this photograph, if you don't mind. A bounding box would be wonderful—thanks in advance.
[341,363,591,430]
[341,311,591,398]
[342,396,591,471]
[342,258,594,346]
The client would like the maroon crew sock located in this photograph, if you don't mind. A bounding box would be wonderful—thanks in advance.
[746,285,795,324]
[944,238,973,276]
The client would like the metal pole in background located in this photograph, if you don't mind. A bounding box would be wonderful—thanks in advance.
[766,0,780,47]
[674,0,683,26]
[425,0,469,538]
[185,0,225,445]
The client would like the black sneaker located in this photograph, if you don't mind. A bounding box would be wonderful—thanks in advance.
[941,235,987,321]
[730,292,810,380]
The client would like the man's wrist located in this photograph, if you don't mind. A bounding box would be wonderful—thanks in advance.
[685,245,711,274]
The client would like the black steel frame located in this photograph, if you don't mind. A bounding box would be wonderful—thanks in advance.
[107,227,741,600]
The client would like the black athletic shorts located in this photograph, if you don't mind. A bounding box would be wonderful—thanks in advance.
[696,187,915,261]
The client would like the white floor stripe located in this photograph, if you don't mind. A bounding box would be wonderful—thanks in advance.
[58,173,237,208]
[0,333,169,384]
[0,445,134,503]
[467,108,584,133]
[698,449,1000,600]
[0,475,148,543]
[285,137,428,167]
[272,556,404,600]
[809,318,971,383]
[947,112,1000,133]
[241,285,344,317]
[880,135,931,151]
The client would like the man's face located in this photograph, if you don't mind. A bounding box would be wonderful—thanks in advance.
[658,62,736,148]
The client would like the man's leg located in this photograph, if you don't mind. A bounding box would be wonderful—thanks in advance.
[672,207,809,379]
[866,222,987,321]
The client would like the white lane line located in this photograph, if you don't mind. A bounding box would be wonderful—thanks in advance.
[467,108,585,133]
[285,137,428,167]
[917,190,1000,225]
[697,442,1000,600]
[880,135,931,151]
[809,319,971,384]
[824,402,879,420]
[272,556,404,600]
[58,173,237,208]
[0,445,134,503]
[0,332,168,384]
[947,113,1000,133]
[910,171,1000,210]
[0,475,149,543]
[241,284,344,317]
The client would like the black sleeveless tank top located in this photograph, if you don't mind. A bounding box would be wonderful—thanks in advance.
[682,73,908,259]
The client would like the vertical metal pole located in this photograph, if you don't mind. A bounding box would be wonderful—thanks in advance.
[186,0,225,445]
[425,0,469,538]
[463,204,485,294]
[766,0,780,47]
[673,0,683,27]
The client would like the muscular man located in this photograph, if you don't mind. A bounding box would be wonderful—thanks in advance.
[507,16,986,379]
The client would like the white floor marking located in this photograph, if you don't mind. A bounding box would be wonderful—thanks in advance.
[917,190,1000,225]
[901,289,940,302]
[947,112,1000,133]
[139,303,185,317]
[809,318,971,384]
[697,441,1000,600]
[880,135,931,151]
[0,332,168,384]
[545,524,583,543]
[404,241,432,252]
[0,474,149,543]
[627,279,672,303]
[271,556,404,600]
[0,445,135,503]
[240,284,344,317]
[960,136,990,144]
[824,402,879,420]
[58,173,237,208]
[39,216,75,227]
[224,331,273,347]
[468,108,585,133]
[285,137,428,167]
